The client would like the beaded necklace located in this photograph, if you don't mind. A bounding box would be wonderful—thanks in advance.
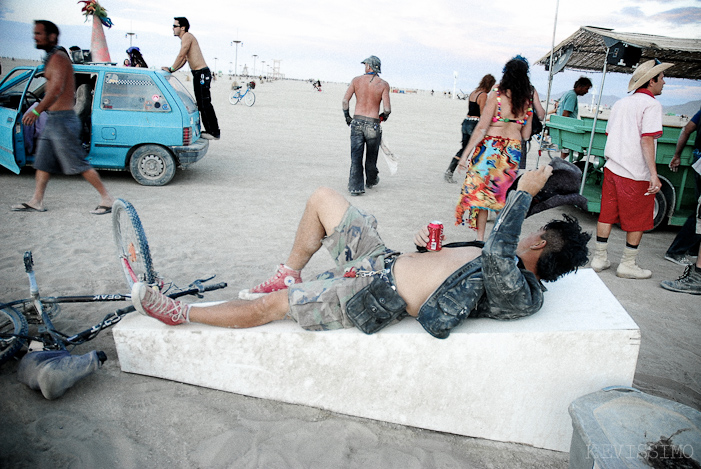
[492,87,533,126]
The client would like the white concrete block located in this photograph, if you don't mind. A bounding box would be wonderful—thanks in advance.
[113,268,640,451]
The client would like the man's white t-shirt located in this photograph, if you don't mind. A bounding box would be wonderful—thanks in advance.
[604,89,663,182]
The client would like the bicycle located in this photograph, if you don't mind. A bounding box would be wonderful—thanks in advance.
[0,198,226,395]
[229,83,255,106]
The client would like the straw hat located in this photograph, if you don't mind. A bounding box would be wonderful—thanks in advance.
[628,59,673,92]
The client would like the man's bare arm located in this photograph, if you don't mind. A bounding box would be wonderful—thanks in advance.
[164,35,192,72]
[342,80,356,111]
[22,53,70,125]
[669,120,696,172]
[641,135,661,195]
[342,80,356,125]
[380,83,391,121]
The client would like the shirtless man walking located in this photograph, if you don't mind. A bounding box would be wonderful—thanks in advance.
[131,167,590,339]
[342,56,391,196]
[163,17,220,140]
[12,20,114,215]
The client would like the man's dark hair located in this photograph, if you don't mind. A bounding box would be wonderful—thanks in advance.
[536,214,591,282]
[574,77,592,89]
[499,57,532,116]
[640,73,662,89]
[174,17,190,32]
[35,20,60,38]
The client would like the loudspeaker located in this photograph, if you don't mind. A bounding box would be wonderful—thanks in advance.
[606,42,642,67]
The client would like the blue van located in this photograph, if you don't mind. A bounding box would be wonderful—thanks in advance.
[0,64,208,186]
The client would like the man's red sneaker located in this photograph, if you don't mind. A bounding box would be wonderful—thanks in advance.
[238,264,302,300]
[131,282,190,326]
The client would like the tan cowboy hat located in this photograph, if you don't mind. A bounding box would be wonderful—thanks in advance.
[628,59,673,92]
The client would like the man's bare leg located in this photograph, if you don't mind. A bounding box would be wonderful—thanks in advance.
[284,186,350,269]
[81,168,115,210]
[189,290,290,328]
[197,187,352,327]
[15,169,51,211]
[134,187,352,328]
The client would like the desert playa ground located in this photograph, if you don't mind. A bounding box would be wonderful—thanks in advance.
[0,59,699,468]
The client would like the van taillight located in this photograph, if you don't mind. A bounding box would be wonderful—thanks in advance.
[183,127,192,146]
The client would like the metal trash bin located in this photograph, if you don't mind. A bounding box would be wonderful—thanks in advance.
[568,386,701,469]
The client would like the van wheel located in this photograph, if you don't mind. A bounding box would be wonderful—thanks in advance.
[129,145,176,186]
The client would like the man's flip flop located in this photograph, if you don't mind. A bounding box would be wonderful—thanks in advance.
[90,205,112,215]
[11,203,47,212]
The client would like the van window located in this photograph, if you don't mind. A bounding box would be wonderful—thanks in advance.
[100,72,171,112]
[165,74,197,114]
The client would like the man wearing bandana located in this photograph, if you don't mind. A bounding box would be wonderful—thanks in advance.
[342,56,391,196]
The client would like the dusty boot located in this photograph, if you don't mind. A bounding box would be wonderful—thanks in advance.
[616,247,652,279]
[444,170,456,183]
[590,241,610,272]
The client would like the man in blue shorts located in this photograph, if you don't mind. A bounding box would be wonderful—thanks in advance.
[131,167,591,339]
[12,20,114,215]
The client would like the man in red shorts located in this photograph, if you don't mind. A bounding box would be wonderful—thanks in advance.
[591,59,673,279]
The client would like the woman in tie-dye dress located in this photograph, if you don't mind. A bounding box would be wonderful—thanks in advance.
[455,56,534,240]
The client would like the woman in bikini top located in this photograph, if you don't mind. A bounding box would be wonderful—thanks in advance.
[456,56,535,166]
[492,87,533,126]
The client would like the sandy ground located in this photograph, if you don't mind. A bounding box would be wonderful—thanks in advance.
[0,60,699,468]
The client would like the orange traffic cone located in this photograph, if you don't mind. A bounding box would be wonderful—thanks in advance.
[90,14,111,62]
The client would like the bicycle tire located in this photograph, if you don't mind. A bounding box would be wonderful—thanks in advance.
[112,198,157,288]
[0,306,28,365]
[229,90,240,105]
[244,90,255,107]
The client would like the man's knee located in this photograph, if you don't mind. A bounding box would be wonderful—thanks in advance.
[308,187,350,231]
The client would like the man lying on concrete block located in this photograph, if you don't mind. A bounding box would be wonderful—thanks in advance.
[131,166,590,338]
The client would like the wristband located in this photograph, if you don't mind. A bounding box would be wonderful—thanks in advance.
[169,67,174,72]
[32,109,40,117]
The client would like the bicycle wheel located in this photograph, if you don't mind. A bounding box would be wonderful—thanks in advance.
[0,306,28,365]
[112,198,157,289]
[229,90,240,105]
[244,90,255,107]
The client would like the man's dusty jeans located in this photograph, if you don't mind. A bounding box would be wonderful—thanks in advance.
[349,117,382,194]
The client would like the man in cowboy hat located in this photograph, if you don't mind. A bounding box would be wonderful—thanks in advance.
[342,56,391,196]
[591,59,673,279]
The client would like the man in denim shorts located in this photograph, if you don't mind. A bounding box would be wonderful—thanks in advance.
[132,168,592,337]
[342,56,391,196]
[11,20,114,215]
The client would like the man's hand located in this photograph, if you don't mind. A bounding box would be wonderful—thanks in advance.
[669,155,681,173]
[516,166,553,196]
[645,174,662,196]
[22,109,39,126]
[379,111,389,122]
[343,109,352,126]
[161,66,172,73]
[413,225,445,248]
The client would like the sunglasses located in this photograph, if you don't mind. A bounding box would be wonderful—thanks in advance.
[173,25,181,28]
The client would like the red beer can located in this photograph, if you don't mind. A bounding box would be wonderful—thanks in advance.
[427,221,443,251]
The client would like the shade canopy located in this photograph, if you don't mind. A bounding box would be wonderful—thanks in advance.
[536,26,701,79]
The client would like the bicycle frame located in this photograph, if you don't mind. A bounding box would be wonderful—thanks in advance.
[0,251,227,358]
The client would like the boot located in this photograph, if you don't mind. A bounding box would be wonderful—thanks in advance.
[444,170,456,184]
[590,241,610,272]
[616,247,652,279]
[660,265,701,295]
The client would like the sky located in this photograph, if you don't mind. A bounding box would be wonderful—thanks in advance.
[1,0,700,106]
